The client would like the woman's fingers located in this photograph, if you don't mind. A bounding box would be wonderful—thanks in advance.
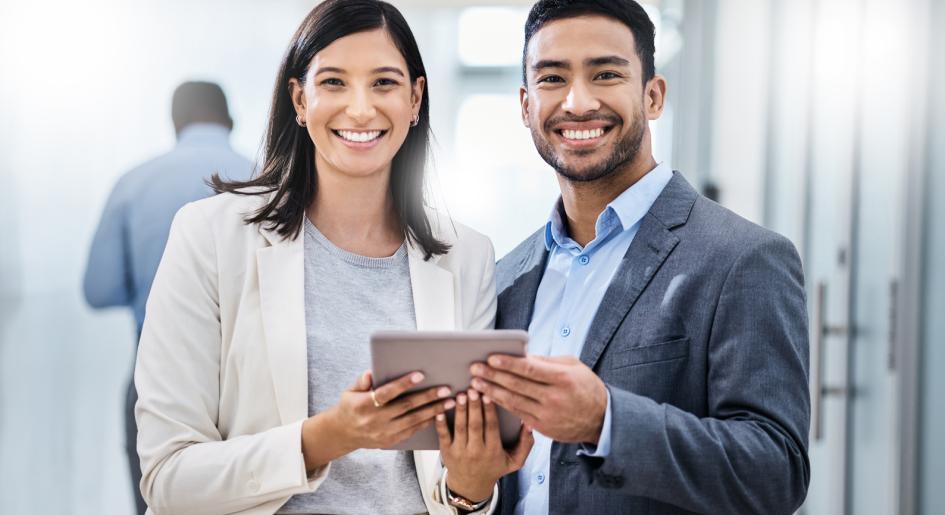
[482,394,500,448]
[348,370,373,392]
[373,371,425,406]
[453,393,468,447]
[386,384,451,417]
[467,389,484,447]
[392,397,455,433]
[508,424,535,470]
[434,413,452,450]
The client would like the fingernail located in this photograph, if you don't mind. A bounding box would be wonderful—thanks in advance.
[458,394,467,405]
[411,372,424,384]
[468,389,479,401]
[471,378,483,389]
[436,414,445,421]
[437,387,451,398]
[488,356,502,367]
[470,364,482,375]
[445,400,456,410]
[483,395,491,404]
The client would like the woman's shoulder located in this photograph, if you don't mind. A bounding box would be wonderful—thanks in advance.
[426,210,494,264]
[173,189,272,242]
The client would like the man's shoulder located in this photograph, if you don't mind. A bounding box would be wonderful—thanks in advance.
[680,195,799,264]
[495,227,545,292]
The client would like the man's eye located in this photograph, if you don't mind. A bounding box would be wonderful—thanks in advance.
[596,72,620,80]
[537,75,564,84]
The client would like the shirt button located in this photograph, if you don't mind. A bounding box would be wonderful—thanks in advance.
[579,255,590,265]
[536,473,545,484]
[560,326,571,337]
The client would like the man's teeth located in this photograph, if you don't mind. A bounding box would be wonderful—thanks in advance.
[338,130,382,142]
[562,128,604,140]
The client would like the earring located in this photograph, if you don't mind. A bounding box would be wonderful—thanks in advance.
[296,114,306,127]
[410,114,419,127]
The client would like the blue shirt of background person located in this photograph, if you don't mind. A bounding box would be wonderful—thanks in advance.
[83,82,253,336]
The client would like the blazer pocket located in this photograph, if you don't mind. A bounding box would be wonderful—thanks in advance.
[610,337,690,369]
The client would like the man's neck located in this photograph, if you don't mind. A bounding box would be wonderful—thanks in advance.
[558,155,658,248]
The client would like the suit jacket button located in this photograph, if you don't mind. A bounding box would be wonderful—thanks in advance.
[247,479,260,493]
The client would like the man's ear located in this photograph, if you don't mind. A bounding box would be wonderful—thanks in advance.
[288,77,306,117]
[519,85,530,128]
[644,74,667,121]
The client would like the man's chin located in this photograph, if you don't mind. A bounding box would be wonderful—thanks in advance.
[554,160,617,183]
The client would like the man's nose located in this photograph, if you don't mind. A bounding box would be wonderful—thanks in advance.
[345,87,377,124]
[561,79,601,116]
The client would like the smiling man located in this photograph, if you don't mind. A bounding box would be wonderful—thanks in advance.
[467,1,811,514]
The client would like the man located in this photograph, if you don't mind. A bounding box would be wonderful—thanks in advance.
[467,1,810,513]
[83,81,253,515]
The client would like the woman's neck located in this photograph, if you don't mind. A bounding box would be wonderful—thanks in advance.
[306,161,404,258]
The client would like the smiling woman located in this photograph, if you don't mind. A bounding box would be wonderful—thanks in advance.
[132,1,532,514]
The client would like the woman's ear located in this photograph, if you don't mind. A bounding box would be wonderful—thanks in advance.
[411,76,426,117]
[288,77,306,117]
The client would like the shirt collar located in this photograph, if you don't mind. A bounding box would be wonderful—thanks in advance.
[177,123,231,147]
[544,162,674,251]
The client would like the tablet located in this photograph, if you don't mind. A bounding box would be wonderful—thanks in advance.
[370,330,528,450]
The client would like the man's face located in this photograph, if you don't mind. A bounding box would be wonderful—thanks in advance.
[521,15,654,182]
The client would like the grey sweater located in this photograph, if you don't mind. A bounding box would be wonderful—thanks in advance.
[277,219,425,515]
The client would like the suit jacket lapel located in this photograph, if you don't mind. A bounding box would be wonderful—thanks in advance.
[578,172,697,370]
[498,232,548,331]
[407,244,455,330]
[256,227,308,425]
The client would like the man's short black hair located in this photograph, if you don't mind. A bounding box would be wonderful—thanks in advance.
[171,81,232,133]
[522,0,656,86]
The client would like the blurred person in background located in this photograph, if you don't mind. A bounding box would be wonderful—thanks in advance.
[82,80,253,514]
[467,1,811,514]
[133,1,532,514]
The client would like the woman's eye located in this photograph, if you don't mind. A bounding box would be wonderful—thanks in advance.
[320,78,344,87]
[374,78,399,87]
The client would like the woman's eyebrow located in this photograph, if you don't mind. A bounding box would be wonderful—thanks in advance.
[372,66,405,77]
[314,66,345,76]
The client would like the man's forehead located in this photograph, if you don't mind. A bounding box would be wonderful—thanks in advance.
[526,14,638,65]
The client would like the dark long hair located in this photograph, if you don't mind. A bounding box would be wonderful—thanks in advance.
[211,0,448,259]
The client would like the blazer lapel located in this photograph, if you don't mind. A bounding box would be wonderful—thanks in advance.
[407,243,455,330]
[256,226,308,425]
[498,232,548,331]
[578,172,698,370]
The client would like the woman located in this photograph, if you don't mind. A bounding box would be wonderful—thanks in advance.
[133,1,532,514]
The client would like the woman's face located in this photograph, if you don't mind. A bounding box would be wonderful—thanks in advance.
[290,28,424,180]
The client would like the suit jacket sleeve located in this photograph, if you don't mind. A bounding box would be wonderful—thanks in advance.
[580,233,811,515]
[134,203,329,515]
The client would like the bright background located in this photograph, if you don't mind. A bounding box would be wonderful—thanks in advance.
[0,1,941,514]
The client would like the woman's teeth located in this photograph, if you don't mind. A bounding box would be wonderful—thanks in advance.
[561,128,604,140]
[337,130,382,142]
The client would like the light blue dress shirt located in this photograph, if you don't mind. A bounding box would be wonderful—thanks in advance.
[515,162,674,515]
[82,123,253,335]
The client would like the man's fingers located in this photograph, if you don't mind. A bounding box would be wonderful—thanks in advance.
[471,378,541,421]
[484,355,561,384]
[434,413,452,450]
[373,371,425,406]
[467,389,484,447]
[453,393,468,447]
[470,364,544,402]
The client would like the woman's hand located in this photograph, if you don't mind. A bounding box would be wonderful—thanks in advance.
[435,388,534,502]
[302,370,454,471]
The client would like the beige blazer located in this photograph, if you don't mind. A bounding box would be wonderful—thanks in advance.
[134,192,499,515]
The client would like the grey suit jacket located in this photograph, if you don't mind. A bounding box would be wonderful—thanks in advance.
[496,172,810,515]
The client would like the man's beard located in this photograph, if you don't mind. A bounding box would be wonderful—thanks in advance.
[530,110,646,183]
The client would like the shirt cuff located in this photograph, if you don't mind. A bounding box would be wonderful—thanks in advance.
[577,388,612,458]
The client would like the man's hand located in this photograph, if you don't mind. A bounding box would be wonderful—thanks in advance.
[469,355,608,444]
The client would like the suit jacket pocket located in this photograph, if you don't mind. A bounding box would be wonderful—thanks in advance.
[610,337,690,369]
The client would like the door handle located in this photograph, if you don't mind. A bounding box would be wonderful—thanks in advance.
[812,281,849,441]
